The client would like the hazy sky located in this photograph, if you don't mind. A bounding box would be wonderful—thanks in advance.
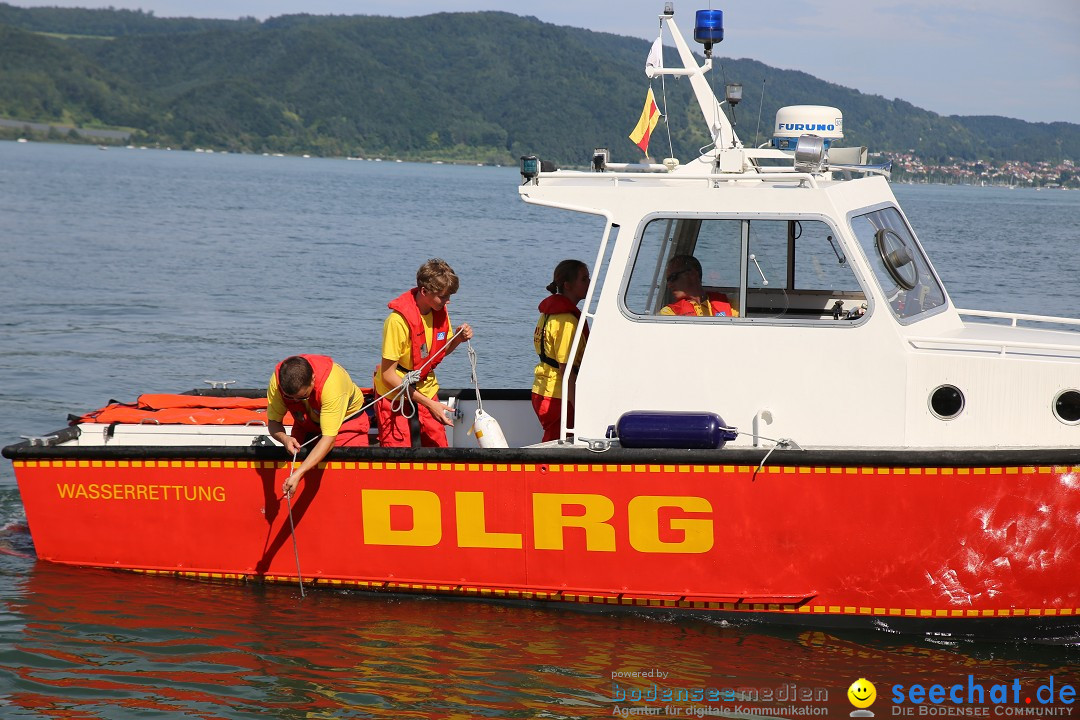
[9,0,1079,124]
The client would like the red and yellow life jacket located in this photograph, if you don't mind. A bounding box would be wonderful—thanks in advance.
[534,293,588,369]
[666,292,734,317]
[388,288,450,380]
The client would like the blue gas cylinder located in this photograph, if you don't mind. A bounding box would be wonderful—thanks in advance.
[608,411,738,449]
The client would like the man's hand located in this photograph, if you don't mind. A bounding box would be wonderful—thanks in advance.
[283,471,302,497]
[434,402,454,427]
[426,398,454,427]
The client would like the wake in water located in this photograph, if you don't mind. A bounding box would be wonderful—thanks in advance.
[0,486,34,559]
[0,521,33,559]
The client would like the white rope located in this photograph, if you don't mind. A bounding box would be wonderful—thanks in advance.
[467,340,483,413]
[750,433,800,481]
[389,369,422,419]
[285,451,305,598]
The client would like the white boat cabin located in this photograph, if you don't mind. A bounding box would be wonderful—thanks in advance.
[516,6,1080,452]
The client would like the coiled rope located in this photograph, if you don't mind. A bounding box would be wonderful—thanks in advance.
[288,326,468,453]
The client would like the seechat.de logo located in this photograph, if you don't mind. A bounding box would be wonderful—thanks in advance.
[849,678,878,717]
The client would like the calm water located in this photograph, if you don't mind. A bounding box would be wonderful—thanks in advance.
[1,142,1078,718]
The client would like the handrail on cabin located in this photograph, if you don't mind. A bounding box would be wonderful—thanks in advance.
[957,308,1080,329]
[907,333,1080,358]
[531,171,820,190]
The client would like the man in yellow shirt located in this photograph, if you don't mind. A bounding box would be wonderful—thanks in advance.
[375,258,473,447]
[268,354,370,495]
[660,254,739,317]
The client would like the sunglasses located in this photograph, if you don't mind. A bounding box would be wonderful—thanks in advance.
[666,268,689,283]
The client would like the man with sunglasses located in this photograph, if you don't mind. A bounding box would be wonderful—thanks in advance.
[268,354,371,495]
[660,254,739,317]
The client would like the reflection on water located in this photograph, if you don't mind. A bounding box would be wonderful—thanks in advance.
[1,554,1076,719]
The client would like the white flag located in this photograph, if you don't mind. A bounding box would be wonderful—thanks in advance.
[645,37,663,77]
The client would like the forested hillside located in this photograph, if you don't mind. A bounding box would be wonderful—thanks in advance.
[1,2,1077,166]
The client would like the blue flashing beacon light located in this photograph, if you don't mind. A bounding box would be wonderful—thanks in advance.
[694,9,724,56]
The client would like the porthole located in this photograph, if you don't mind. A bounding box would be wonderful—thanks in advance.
[1052,389,1080,425]
[929,385,964,420]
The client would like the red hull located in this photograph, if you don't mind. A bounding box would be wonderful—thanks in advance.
[13,456,1080,633]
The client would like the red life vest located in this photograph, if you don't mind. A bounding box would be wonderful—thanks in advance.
[666,292,734,317]
[275,354,334,429]
[388,288,450,380]
[534,294,589,369]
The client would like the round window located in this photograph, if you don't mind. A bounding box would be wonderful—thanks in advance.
[930,385,964,420]
[1053,389,1080,425]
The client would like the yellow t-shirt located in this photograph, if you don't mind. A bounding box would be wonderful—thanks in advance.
[374,310,452,399]
[660,297,740,317]
[267,363,366,437]
[532,312,584,399]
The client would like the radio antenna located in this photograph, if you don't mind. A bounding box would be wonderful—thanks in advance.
[754,77,767,148]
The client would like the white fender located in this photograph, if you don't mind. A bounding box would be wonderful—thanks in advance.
[469,408,508,448]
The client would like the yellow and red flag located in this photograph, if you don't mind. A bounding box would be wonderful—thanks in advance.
[629,87,660,156]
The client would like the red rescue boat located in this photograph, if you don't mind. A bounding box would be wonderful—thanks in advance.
[5,6,1080,640]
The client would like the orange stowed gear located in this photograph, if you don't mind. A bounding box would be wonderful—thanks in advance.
[274,353,335,439]
[73,394,286,426]
[388,288,450,379]
[666,292,734,317]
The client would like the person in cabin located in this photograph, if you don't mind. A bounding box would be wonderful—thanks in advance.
[375,258,473,447]
[268,355,371,495]
[531,259,590,443]
[661,254,739,317]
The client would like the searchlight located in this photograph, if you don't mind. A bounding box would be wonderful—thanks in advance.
[793,135,827,173]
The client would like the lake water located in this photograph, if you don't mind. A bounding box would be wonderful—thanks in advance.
[1,141,1078,718]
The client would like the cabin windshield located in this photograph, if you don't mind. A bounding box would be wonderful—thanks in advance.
[623,216,867,322]
[850,207,946,321]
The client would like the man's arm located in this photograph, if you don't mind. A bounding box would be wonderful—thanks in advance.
[282,434,335,496]
[268,419,301,455]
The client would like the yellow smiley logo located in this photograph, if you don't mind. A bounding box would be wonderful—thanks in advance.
[848,678,877,708]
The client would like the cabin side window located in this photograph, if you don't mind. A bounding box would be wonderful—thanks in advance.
[850,207,946,320]
[624,216,867,322]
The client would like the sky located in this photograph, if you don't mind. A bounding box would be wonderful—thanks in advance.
[8,0,1080,124]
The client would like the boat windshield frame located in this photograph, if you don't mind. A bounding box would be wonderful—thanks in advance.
[847,202,950,325]
[618,210,875,327]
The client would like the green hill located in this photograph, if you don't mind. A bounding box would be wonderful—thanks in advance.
[1,3,1077,166]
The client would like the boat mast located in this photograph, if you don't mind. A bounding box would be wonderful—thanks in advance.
[648,9,743,155]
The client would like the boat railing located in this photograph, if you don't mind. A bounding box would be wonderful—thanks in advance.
[533,170,821,190]
[909,309,1080,357]
[957,308,1080,330]
[907,336,1080,358]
